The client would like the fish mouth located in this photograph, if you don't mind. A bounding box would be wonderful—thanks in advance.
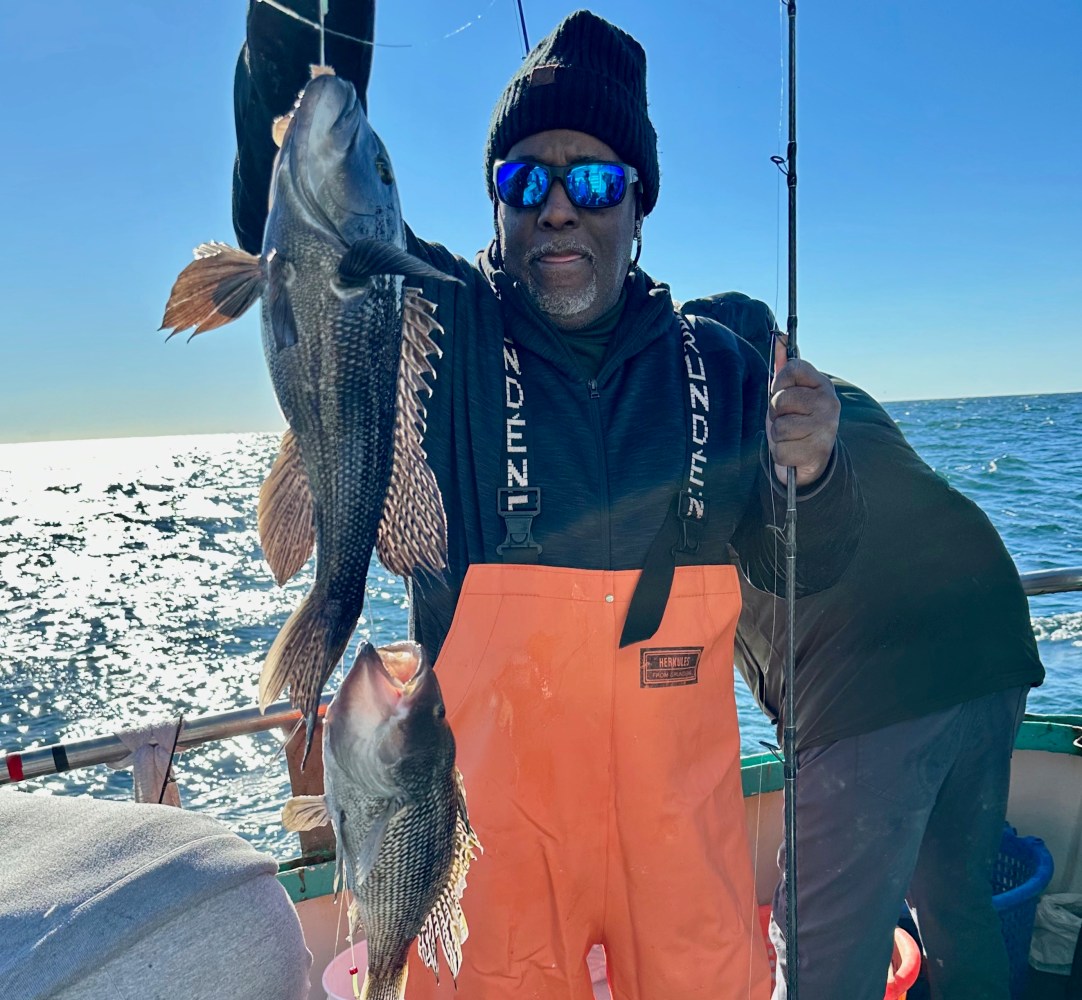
[287,72,357,148]
[348,641,426,713]
[326,641,427,738]
[373,641,426,698]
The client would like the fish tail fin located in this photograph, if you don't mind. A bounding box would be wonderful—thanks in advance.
[258,590,353,762]
[160,242,264,339]
[360,965,408,1000]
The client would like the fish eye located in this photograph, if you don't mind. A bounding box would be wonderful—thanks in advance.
[434,703,446,720]
[375,159,394,185]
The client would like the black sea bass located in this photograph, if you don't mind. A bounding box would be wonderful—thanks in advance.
[282,641,481,1000]
[161,69,455,759]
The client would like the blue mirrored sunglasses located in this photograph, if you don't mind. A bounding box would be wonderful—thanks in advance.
[493,160,639,210]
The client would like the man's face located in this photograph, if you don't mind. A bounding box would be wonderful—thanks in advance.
[497,130,638,330]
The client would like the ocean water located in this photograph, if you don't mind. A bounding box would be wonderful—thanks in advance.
[1,392,1079,857]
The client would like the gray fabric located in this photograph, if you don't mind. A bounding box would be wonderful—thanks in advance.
[770,686,1028,1000]
[48,879,311,1000]
[0,791,307,1000]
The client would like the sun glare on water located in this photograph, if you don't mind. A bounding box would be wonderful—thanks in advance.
[0,432,410,854]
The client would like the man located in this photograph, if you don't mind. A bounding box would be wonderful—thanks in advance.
[234,7,864,998]
[682,292,1046,1000]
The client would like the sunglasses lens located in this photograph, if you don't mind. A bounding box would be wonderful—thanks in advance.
[495,162,549,208]
[566,163,627,208]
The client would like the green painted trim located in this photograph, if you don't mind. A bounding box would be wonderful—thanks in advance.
[740,751,784,796]
[277,855,336,904]
[1015,716,1082,755]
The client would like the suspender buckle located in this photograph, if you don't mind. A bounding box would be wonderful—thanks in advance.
[672,492,708,556]
[497,487,543,561]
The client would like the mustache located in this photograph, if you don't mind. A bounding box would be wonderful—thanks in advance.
[524,240,595,265]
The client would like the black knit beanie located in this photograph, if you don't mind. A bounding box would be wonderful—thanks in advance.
[485,10,659,216]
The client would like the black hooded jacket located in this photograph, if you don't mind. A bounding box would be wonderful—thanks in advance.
[232,24,865,665]
[681,293,1045,751]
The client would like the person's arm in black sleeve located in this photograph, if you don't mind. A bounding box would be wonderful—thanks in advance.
[233,1,376,253]
[735,433,864,596]
[682,292,865,596]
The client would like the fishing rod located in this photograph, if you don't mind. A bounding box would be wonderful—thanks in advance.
[770,0,800,995]
[514,0,530,56]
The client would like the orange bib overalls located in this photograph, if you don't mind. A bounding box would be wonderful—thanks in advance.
[406,562,771,999]
[408,316,770,998]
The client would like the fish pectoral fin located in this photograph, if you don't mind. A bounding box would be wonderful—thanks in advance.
[258,428,316,585]
[266,250,299,352]
[354,799,404,886]
[160,242,264,339]
[337,239,465,287]
[281,794,332,831]
[376,287,448,579]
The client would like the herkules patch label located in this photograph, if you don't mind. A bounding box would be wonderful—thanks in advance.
[640,647,702,687]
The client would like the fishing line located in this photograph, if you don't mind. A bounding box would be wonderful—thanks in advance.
[256,0,407,46]
[747,755,769,996]
[157,713,184,804]
[329,875,351,993]
[442,0,502,41]
[743,6,791,988]
[274,716,306,762]
[255,0,501,49]
[319,0,327,66]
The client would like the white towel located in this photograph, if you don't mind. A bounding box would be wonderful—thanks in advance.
[105,718,184,806]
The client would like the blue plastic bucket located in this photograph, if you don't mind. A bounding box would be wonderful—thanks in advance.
[993,825,1055,998]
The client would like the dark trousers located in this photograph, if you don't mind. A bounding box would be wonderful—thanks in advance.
[770,686,1029,1000]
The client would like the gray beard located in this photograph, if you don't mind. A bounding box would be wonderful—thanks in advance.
[524,271,600,319]
[520,239,600,322]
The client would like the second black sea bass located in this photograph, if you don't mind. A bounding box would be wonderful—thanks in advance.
[161,70,456,758]
[283,641,481,1000]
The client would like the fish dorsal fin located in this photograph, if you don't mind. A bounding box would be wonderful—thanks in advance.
[376,288,448,578]
[414,769,483,982]
[338,239,464,286]
[281,794,332,832]
[160,242,263,339]
[258,428,316,585]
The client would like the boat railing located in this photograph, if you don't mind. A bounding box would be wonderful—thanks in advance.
[3,565,1080,787]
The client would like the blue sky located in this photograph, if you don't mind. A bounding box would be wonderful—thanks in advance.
[1,0,1078,443]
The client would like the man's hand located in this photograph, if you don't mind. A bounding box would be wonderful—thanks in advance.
[768,334,839,486]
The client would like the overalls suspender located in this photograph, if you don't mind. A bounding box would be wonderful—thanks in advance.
[495,314,710,645]
[496,336,542,562]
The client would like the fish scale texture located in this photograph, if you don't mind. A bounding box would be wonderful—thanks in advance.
[346,780,458,988]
